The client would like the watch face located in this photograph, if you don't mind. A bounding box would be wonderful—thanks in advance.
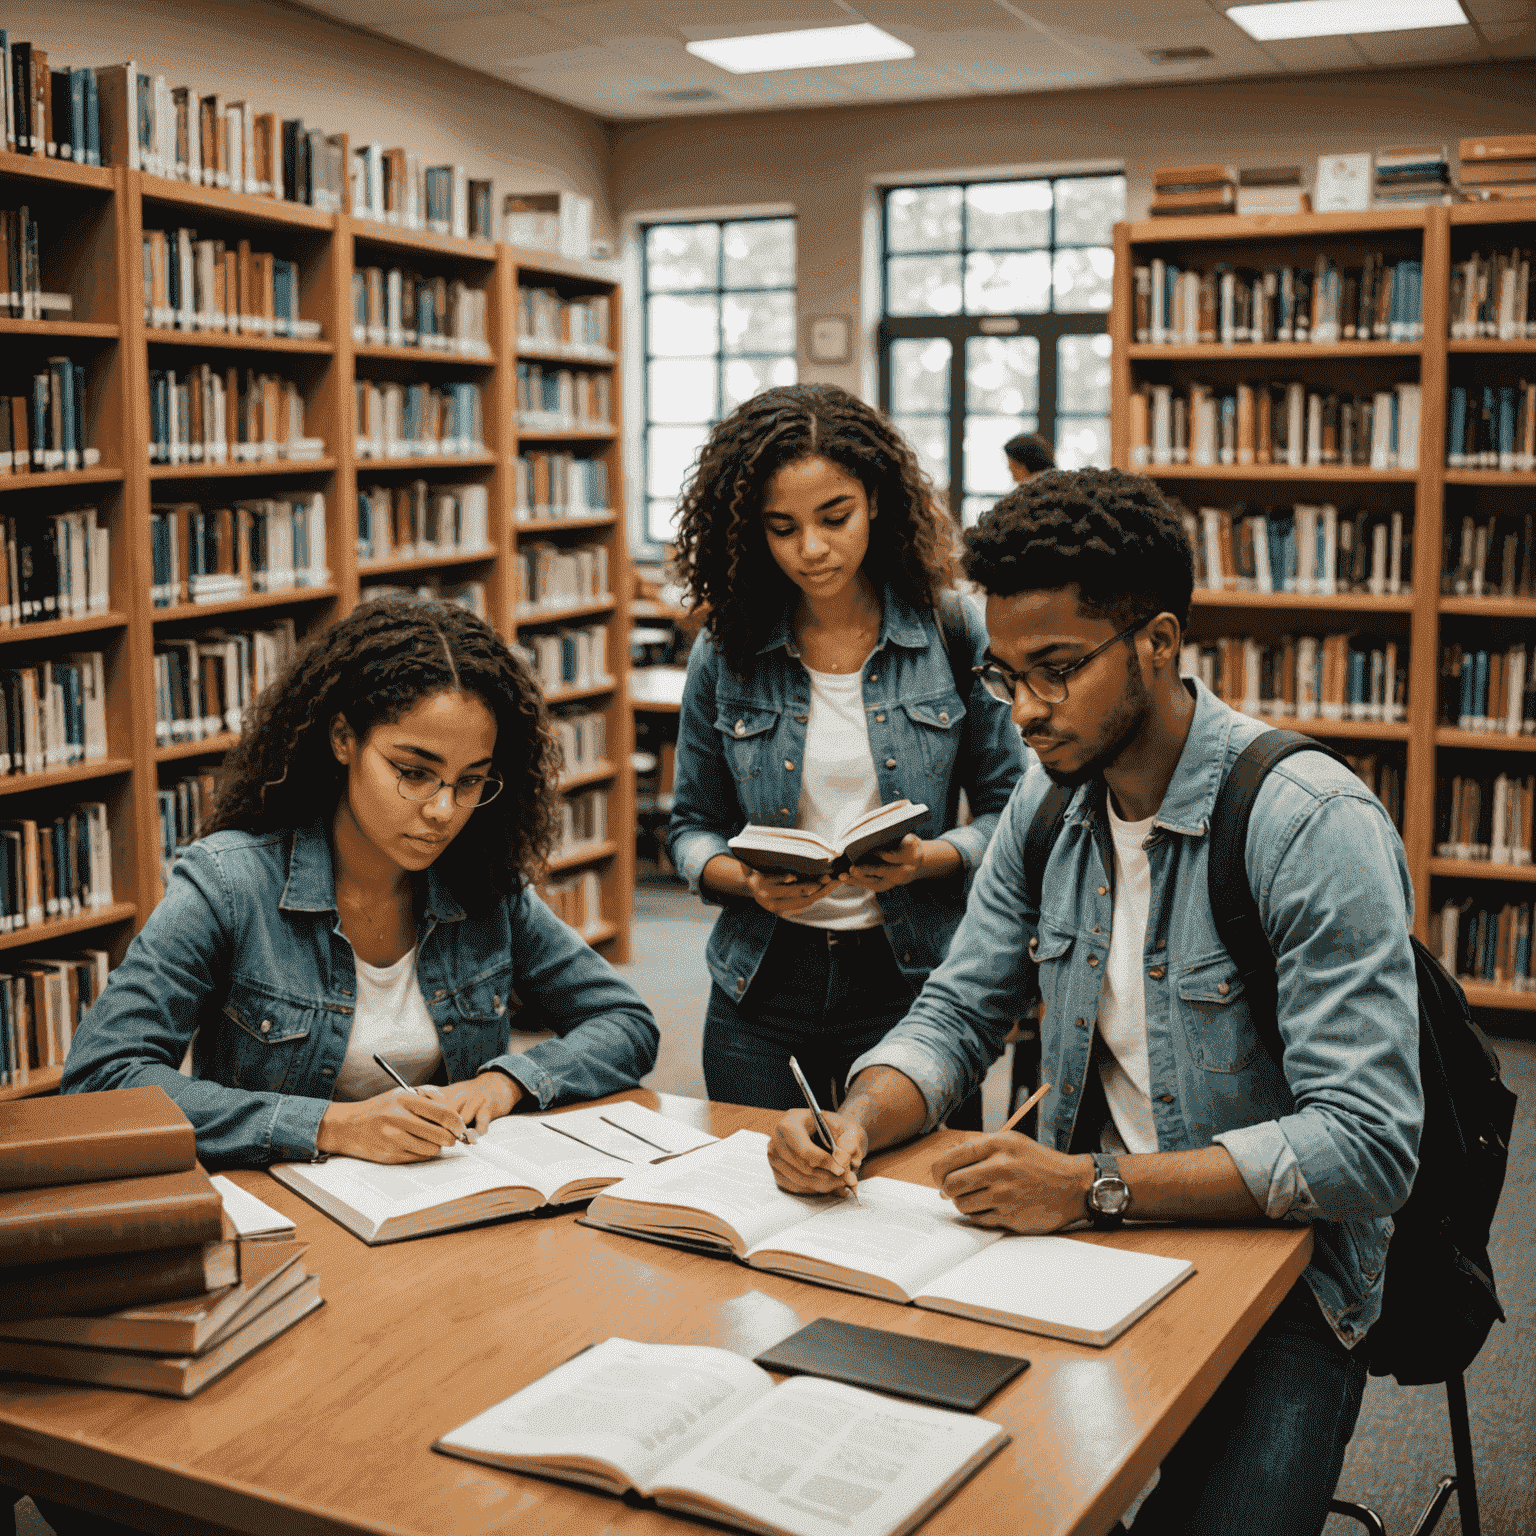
[1091,1176,1131,1215]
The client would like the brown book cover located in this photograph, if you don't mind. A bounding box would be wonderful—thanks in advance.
[0,1234,238,1322]
[1152,185,1236,210]
[0,1166,224,1268]
[1459,134,1536,162]
[10,398,29,474]
[1456,160,1536,185]
[31,48,49,161]
[1153,162,1238,188]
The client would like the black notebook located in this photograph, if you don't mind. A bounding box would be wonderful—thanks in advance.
[754,1317,1028,1412]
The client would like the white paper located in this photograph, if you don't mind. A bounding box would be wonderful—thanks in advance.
[540,1101,718,1162]
[210,1174,296,1238]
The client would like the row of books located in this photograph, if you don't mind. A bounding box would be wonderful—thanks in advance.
[1148,162,1237,219]
[0,656,108,775]
[1432,899,1536,992]
[1131,381,1421,470]
[356,481,490,564]
[1373,145,1455,209]
[1447,382,1536,471]
[148,367,323,467]
[1181,634,1407,724]
[0,507,110,626]
[2,359,98,473]
[521,626,611,694]
[350,268,490,357]
[516,364,612,431]
[2,40,98,164]
[1449,247,1533,340]
[540,869,603,937]
[157,768,216,879]
[1,204,69,320]
[150,497,328,606]
[0,804,114,931]
[153,621,297,744]
[1179,502,1411,597]
[1459,134,1536,204]
[514,453,611,521]
[358,578,486,619]
[556,789,608,854]
[1134,255,1422,346]
[1435,774,1536,863]
[0,951,107,1083]
[516,542,611,613]
[1438,645,1536,735]
[350,148,490,240]
[552,708,607,778]
[517,287,612,355]
[143,230,320,341]
[353,381,485,460]
[503,190,593,260]
[1441,514,1536,598]
[1342,752,1404,830]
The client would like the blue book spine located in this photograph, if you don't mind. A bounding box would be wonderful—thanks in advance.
[137,73,153,167]
[1348,648,1366,713]
[54,358,76,470]
[1517,921,1531,984]
[1449,386,1467,466]
[31,372,48,468]
[1460,651,1477,725]
[85,67,100,165]
[69,69,85,162]
[1474,650,1490,724]
[1483,386,1497,467]
[1499,387,1516,467]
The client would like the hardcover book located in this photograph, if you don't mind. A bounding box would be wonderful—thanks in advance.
[728,799,929,878]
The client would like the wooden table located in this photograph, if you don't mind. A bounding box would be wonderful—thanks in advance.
[0,1093,1312,1536]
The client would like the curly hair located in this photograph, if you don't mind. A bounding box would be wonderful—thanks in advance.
[962,468,1195,632]
[201,596,561,908]
[670,384,958,670]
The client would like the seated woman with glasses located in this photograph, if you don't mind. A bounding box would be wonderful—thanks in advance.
[63,596,659,1166]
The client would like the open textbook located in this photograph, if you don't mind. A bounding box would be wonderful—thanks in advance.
[434,1337,1009,1536]
[270,1102,717,1244]
[584,1131,1194,1347]
[728,799,929,878]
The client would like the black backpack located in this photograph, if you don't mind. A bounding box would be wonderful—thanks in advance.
[1024,729,1518,1386]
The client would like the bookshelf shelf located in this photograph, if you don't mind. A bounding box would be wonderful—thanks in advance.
[515,427,617,443]
[0,613,129,646]
[1428,858,1536,884]
[0,151,114,190]
[1192,590,1414,614]
[1439,597,1536,618]
[347,219,497,263]
[0,469,124,493]
[1459,983,1536,1013]
[546,839,619,875]
[353,344,494,367]
[0,903,137,953]
[156,734,241,762]
[0,320,120,340]
[1445,340,1536,354]
[148,458,337,480]
[354,453,495,472]
[1435,729,1536,753]
[515,341,617,366]
[138,176,333,230]
[515,513,619,533]
[505,246,619,285]
[145,331,334,356]
[580,919,620,947]
[151,588,339,623]
[1259,715,1411,741]
[544,681,617,706]
[0,759,135,797]
[514,598,617,625]
[1144,464,1420,483]
[359,549,495,577]
[0,1065,64,1103]
[1128,342,1421,361]
[557,760,617,792]
[1443,470,1536,486]
[1125,208,1430,242]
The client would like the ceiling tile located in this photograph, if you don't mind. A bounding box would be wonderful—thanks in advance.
[824,61,980,96]
[373,9,583,54]
[643,0,849,32]
[314,0,509,24]
[848,0,1031,26]
[528,3,676,47]
[1248,34,1370,70]
[935,59,1105,89]
[1350,22,1487,64]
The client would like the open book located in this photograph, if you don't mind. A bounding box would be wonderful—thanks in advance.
[270,1102,717,1244]
[584,1131,1194,1347]
[434,1337,1008,1536]
[728,799,929,878]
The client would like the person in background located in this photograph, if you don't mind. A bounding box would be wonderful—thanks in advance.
[64,596,659,1166]
[667,383,1029,1115]
[1005,431,1055,483]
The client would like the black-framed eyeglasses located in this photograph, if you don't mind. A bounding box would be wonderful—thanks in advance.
[375,747,504,809]
[973,616,1154,707]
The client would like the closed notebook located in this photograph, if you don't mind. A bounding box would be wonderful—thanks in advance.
[0,1086,196,1190]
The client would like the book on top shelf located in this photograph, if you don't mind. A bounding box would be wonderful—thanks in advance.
[504,190,593,258]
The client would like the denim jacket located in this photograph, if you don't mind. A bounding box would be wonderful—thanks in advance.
[852,679,1423,1344]
[668,585,1030,1003]
[62,823,660,1166]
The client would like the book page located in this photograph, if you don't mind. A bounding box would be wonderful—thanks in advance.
[653,1374,1005,1536]
[470,1117,631,1197]
[744,1178,1001,1300]
[833,797,916,844]
[437,1337,772,1493]
[538,1101,718,1163]
[274,1144,519,1224]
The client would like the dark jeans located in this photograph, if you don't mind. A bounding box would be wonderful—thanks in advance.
[703,922,916,1111]
[1129,1277,1370,1535]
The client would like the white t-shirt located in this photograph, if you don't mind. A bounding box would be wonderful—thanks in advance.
[1096,802,1160,1154]
[781,660,884,932]
[332,946,445,1101]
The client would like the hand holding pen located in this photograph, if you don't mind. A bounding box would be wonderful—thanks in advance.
[373,1053,474,1145]
[788,1055,861,1204]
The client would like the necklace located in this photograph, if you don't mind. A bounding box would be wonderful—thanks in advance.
[796,611,881,675]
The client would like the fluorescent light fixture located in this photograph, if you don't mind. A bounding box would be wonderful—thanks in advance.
[1226,0,1468,40]
[685,22,915,74]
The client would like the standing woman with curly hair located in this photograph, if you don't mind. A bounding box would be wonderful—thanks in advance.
[668,384,1028,1115]
[63,596,658,1166]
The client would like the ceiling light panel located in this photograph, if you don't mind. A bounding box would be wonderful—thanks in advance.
[685,22,915,73]
[1225,0,1470,40]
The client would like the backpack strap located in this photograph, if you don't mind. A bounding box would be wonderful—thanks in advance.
[1023,782,1076,919]
[1208,730,1353,1059]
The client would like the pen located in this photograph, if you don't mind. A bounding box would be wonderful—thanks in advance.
[372,1053,471,1144]
[1000,1082,1052,1135]
[788,1054,860,1204]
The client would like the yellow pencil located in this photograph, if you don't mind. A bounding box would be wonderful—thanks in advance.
[1000,1082,1052,1134]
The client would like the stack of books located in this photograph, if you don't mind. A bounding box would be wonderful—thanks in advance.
[0,1087,321,1398]
[1235,166,1308,217]
[1458,134,1536,204]
[1150,163,1236,218]
[1373,145,1456,207]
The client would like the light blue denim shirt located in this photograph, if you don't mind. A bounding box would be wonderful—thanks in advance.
[851,679,1423,1344]
[62,823,659,1166]
[667,585,1030,1002]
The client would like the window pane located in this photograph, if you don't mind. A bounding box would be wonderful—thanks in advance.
[1056,416,1111,470]
[965,180,1051,250]
[965,250,1050,315]
[889,338,951,415]
[648,498,680,545]
[1053,176,1126,246]
[892,413,949,490]
[648,358,716,424]
[887,185,962,253]
[648,424,710,498]
[1057,334,1112,415]
[646,224,719,291]
[962,494,1008,529]
[1053,247,1114,313]
[964,414,1026,493]
[648,294,719,356]
[965,336,1039,416]
[887,254,963,317]
[722,290,794,354]
[722,219,796,290]
[723,355,796,410]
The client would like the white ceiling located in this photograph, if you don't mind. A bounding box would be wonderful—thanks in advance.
[295,0,1536,120]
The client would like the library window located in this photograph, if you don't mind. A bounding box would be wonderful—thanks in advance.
[880,173,1124,525]
[642,217,797,550]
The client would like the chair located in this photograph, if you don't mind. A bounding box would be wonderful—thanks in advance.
[1328,1373,1480,1536]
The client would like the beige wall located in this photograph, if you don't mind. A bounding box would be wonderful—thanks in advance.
[4,0,615,239]
[607,62,1536,398]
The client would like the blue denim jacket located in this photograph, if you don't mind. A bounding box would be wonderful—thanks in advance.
[61,823,660,1166]
[852,679,1423,1344]
[668,586,1030,1002]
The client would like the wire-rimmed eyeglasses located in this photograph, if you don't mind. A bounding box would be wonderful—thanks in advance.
[973,615,1154,707]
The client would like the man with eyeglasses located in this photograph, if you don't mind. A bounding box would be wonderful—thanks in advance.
[767,468,1422,1536]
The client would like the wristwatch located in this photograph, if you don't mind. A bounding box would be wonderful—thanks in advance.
[1087,1151,1132,1230]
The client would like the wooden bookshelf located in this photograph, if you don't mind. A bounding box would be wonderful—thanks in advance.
[1111,202,1536,1016]
[0,158,633,1094]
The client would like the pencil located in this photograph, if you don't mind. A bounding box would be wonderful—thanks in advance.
[1000,1082,1052,1134]
[372,1052,470,1144]
[788,1054,861,1204]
